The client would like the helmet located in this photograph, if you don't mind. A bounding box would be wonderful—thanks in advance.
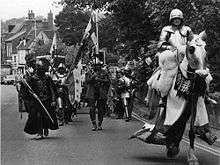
[57,63,66,74]
[169,9,183,22]
[58,63,66,69]
[25,54,36,67]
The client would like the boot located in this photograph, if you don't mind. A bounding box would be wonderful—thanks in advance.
[125,117,131,122]
[36,129,44,139]
[195,125,217,145]
[92,121,97,131]
[97,121,103,130]
[44,129,49,137]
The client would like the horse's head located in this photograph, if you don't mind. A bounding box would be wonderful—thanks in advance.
[186,31,207,70]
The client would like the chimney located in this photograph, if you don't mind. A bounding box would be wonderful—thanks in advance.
[28,10,35,19]
[23,39,26,46]
[47,10,53,29]
[8,25,15,33]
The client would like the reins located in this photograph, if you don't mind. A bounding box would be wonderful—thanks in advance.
[175,47,197,80]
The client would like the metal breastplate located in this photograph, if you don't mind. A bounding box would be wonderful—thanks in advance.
[168,30,187,48]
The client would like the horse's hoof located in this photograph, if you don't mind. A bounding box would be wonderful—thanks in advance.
[188,160,199,165]
[188,158,199,165]
[198,132,217,145]
[187,150,199,165]
[166,143,179,158]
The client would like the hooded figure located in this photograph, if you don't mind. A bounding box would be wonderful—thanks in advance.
[21,59,59,138]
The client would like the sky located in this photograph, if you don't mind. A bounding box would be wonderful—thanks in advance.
[0,0,63,21]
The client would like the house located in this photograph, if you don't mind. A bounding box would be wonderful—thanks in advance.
[13,29,55,74]
[2,10,55,75]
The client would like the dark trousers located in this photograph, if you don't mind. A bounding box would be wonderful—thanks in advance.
[115,97,133,118]
[127,97,134,118]
[115,99,124,118]
[89,98,107,124]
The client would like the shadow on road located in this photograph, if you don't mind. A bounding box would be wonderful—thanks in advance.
[30,136,64,141]
[130,155,186,164]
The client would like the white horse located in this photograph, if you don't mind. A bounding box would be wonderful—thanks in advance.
[130,31,217,165]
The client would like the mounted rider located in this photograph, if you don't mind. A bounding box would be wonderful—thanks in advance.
[146,8,193,104]
[136,8,218,159]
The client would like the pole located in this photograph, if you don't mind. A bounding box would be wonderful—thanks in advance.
[21,78,55,124]
[95,10,99,54]
[104,51,106,65]
[34,19,37,38]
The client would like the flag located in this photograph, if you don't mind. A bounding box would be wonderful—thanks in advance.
[73,10,105,67]
[83,12,97,48]
[50,32,57,56]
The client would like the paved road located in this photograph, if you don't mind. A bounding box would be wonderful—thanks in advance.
[1,85,220,165]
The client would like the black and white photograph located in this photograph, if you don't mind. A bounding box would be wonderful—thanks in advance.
[1,0,220,165]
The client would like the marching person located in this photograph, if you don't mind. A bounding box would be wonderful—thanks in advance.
[118,68,135,122]
[53,63,72,126]
[16,54,37,115]
[25,54,37,77]
[85,63,110,131]
[20,58,59,139]
[113,70,123,119]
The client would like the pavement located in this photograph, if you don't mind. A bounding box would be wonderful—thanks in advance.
[1,85,220,165]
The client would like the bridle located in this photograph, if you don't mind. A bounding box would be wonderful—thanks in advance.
[175,38,206,79]
[175,47,196,79]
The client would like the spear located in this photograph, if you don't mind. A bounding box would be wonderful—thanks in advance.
[21,78,55,124]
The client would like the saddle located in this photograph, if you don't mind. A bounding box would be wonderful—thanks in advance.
[174,67,206,100]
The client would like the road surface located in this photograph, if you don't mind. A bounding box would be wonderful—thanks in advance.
[1,85,220,165]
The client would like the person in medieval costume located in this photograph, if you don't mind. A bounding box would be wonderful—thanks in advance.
[53,63,72,125]
[20,58,59,139]
[85,63,110,131]
[16,54,37,114]
[143,9,217,157]
[146,9,193,105]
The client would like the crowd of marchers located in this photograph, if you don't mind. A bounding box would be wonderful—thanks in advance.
[15,50,149,138]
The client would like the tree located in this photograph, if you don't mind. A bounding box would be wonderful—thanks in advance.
[98,15,118,51]
[56,0,113,10]
[55,1,119,52]
[55,8,90,46]
[108,0,156,53]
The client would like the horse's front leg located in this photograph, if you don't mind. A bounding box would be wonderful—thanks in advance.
[187,96,199,165]
[188,129,199,165]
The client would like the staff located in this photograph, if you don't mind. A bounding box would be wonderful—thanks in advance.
[21,77,55,124]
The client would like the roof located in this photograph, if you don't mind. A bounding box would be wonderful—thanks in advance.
[43,30,54,40]
[5,31,26,42]
[10,22,24,34]
[17,29,55,50]
[16,29,38,50]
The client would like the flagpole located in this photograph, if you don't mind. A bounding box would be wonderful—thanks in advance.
[95,10,99,54]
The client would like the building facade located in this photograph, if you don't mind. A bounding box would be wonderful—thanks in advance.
[1,10,55,75]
